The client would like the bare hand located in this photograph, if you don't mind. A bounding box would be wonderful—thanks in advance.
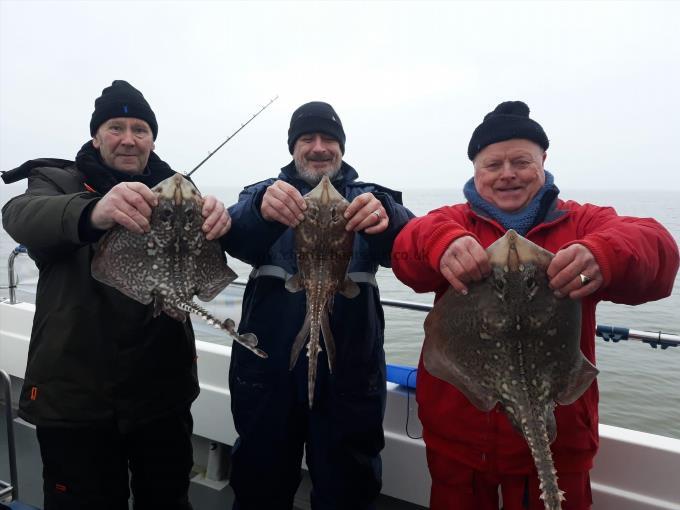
[201,195,231,240]
[439,235,491,295]
[261,180,307,227]
[547,243,602,299]
[344,192,388,234]
[90,182,158,234]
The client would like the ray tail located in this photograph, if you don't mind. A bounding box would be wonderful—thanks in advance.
[169,298,267,358]
[306,318,322,409]
[518,407,565,510]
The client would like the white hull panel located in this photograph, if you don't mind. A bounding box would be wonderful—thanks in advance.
[2,300,679,508]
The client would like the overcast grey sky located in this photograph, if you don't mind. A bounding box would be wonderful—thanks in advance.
[1,0,679,192]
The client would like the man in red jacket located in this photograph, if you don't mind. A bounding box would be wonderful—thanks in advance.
[391,101,679,510]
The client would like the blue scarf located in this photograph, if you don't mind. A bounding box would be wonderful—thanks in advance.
[463,171,559,235]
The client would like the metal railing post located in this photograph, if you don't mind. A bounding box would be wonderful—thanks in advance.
[6,246,27,305]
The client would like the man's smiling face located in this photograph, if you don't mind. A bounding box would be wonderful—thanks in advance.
[293,132,342,185]
[473,139,547,212]
[92,117,155,174]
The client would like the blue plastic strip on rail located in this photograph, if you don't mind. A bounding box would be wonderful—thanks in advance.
[596,325,629,342]
[386,364,418,389]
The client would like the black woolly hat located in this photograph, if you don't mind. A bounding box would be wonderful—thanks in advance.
[287,101,346,154]
[90,80,158,140]
[467,101,549,160]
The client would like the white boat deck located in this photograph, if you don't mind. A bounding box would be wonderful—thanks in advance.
[2,299,679,509]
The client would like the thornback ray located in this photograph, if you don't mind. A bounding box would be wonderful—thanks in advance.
[91,173,267,358]
[423,229,598,510]
[286,175,359,408]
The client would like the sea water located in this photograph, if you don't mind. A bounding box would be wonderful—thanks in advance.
[1,183,678,440]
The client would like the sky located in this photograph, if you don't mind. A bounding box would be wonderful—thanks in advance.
[1,0,679,193]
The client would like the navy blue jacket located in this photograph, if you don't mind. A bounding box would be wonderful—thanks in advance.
[221,161,413,396]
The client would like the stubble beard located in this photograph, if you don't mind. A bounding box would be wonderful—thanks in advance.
[294,156,342,186]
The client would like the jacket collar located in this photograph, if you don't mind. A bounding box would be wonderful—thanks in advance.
[469,198,571,236]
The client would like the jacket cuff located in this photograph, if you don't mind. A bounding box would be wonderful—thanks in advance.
[560,238,613,288]
[360,191,411,265]
[78,199,108,243]
[63,193,104,244]
[250,185,288,235]
[425,223,479,273]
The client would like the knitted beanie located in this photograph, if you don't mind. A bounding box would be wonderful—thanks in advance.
[90,80,158,140]
[287,101,345,154]
[468,101,548,160]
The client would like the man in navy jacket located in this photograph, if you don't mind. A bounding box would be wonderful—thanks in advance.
[221,101,413,510]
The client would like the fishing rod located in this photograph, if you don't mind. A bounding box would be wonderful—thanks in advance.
[184,95,279,178]
[596,324,680,350]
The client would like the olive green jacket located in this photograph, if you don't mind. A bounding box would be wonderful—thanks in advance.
[2,158,198,431]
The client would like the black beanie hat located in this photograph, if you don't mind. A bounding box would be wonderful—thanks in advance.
[287,101,346,154]
[90,80,158,140]
[467,101,549,161]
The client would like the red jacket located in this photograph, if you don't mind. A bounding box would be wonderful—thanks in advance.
[391,200,679,474]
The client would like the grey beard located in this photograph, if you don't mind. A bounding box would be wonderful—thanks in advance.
[294,159,342,186]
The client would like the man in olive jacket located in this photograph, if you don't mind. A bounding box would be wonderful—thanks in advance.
[1,80,231,510]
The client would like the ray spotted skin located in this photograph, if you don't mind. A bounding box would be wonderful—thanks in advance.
[92,173,266,358]
[423,230,598,510]
[286,175,359,408]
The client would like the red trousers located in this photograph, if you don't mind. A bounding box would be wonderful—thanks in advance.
[427,449,592,510]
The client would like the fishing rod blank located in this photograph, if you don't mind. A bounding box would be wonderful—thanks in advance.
[185,95,279,178]
[229,282,680,350]
[597,324,680,349]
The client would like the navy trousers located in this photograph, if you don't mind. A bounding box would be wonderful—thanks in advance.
[229,345,386,510]
[36,410,194,510]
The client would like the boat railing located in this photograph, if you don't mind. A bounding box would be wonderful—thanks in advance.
[229,281,680,350]
[3,245,26,305]
[5,245,680,350]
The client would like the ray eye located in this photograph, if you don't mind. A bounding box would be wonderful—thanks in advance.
[526,277,537,290]
[495,278,505,291]
[159,209,173,222]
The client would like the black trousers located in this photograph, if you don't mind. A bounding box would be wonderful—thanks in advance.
[36,410,194,510]
[229,346,386,510]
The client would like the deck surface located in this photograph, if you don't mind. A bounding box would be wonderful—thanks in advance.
[1,404,422,510]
